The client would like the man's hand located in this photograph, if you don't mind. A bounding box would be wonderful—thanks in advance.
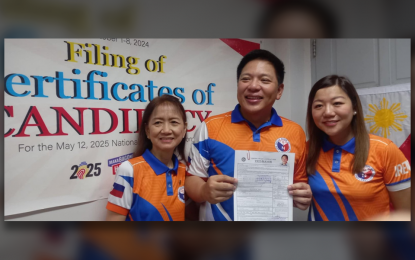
[287,182,312,210]
[202,175,237,204]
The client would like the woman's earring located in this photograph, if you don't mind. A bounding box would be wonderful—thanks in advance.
[353,111,357,115]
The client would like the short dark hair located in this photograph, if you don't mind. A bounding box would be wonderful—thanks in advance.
[136,95,187,162]
[281,154,288,159]
[237,49,285,84]
[306,75,369,175]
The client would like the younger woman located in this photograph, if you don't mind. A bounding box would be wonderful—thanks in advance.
[306,75,411,221]
[106,95,187,221]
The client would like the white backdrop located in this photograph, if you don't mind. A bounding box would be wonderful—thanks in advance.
[4,38,264,216]
[5,39,313,220]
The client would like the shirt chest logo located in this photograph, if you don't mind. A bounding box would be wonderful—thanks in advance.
[275,138,291,152]
[355,165,376,182]
[178,186,185,203]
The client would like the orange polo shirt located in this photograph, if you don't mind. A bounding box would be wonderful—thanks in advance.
[187,104,308,221]
[107,149,186,221]
[308,134,411,221]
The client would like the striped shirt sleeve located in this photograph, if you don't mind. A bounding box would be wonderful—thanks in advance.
[106,161,134,215]
[383,142,411,192]
[187,122,211,179]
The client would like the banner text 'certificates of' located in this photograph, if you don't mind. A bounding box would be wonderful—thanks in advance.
[234,150,294,221]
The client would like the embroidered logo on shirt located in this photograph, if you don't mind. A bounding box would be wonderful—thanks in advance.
[275,138,291,152]
[355,165,376,182]
[178,186,185,203]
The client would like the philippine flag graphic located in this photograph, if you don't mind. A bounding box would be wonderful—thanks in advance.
[357,84,411,164]
[110,183,125,198]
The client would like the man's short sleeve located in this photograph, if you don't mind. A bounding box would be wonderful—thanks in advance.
[187,122,211,179]
[383,142,411,192]
[106,161,134,215]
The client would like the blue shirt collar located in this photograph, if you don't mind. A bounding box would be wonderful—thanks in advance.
[142,149,179,175]
[231,104,283,127]
[322,136,355,154]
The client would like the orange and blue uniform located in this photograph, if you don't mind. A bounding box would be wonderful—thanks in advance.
[187,104,308,221]
[308,134,411,221]
[107,149,186,221]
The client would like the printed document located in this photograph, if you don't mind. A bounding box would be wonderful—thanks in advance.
[234,150,294,221]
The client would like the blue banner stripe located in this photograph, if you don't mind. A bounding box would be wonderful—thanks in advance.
[108,153,134,167]
[309,170,345,221]
[331,177,358,221]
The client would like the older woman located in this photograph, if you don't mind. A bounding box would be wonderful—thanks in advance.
[106,95,188,221]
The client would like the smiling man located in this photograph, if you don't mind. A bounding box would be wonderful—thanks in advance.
[185,49,312,221]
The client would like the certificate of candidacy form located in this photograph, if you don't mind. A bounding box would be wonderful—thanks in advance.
[234,150,294,221]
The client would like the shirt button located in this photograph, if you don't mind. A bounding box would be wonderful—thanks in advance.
[335,161,339,163]
[168,184,171,187]
[336,150,339,153]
